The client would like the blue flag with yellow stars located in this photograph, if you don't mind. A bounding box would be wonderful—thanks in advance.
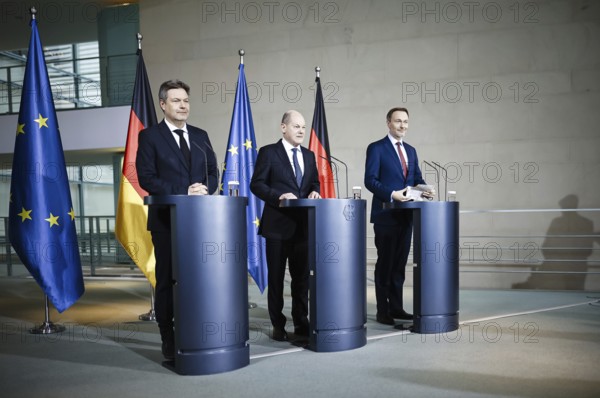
[221,63,268,293]
[8,16,84,313]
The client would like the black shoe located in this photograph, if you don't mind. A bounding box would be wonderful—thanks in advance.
[272,327,289,342]
[389,310,413,320]
[294,325,310,337]
[161,339,175,361]
[376,313,395,325]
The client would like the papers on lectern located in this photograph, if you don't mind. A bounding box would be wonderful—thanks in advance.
[405,184,435,201]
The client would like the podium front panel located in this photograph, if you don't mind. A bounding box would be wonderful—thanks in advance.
[281,199,367,352]
[145,195,249,375]
[311,200,366,328]
[383,201,460,334]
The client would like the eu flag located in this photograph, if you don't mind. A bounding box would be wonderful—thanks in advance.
[8,17,84,313]
[221,63,268,293]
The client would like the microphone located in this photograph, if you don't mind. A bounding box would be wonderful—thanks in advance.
[432,161,448,201]
[320,155,340,199]
[329,159,340,199]
[191,141,218,195]
[330,154,349,199]
[423,160,440,201]
[203,141,221,189]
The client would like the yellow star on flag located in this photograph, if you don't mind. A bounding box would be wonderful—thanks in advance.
[45,213,59,227]
[228,145,239,156]
[34,113,49,128]
[253,217,260,228]
[18,207,33,222]
[219,182,224,192]
[68,208,76,221]
[243,139,253,150]
[16,123,25,135]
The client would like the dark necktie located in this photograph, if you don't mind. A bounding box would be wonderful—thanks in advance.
[174,129,191,169]
[292,148,303,187]
[396,142,407,178]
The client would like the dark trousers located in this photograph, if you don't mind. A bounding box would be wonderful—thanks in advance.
[373,212,413,315]
[151,231,174,342]
[265,237,309,330]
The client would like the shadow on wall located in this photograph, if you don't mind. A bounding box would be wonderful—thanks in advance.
[513,194,599,290]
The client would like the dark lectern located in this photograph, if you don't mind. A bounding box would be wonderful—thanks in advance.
[144,195,249,375]
[280,199,367,352]
[383,201,459,334]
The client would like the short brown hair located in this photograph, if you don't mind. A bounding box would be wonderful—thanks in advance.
[158,79,190,102]
[386,107,409,122]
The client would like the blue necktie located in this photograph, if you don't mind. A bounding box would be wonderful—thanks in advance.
[292,148,303,187]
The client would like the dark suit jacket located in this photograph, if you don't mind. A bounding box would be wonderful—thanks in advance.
[364,136,425,225]
[250,139,320,240]
[136,120,218,231]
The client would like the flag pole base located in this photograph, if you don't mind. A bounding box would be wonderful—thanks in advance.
[139,284,157,321]
[29,321,65,335]
[29,295,65,334]
[139,309,156,321]
[248,296,257,309]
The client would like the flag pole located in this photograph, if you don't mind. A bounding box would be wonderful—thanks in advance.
[132,32,157,322]
[239,48,258,309]
[23,6,66,336]
[29,295,65,335]
[315,65,320,78]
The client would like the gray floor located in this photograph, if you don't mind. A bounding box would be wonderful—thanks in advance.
[0,277,599,398]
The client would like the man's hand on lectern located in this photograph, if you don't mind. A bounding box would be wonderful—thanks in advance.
[279,193,298,200]
[392,188,410,202]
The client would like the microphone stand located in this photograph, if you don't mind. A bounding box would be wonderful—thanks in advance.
[204,141,221,193]
[192,141,219,195]
[330,161,339,199]
[423,160,440,201]
[320,155,340,198]
[432,161,448,201]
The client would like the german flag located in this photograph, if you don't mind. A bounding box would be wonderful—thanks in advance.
[115,49,157,286]
[309,75,336,198]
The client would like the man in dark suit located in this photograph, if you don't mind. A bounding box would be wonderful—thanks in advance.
[136,79,218,359]
[364,107,433,326]
[250,110,321,342]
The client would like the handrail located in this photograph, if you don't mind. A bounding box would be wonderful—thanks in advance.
[0,52,137,114]
[461,208,599,213]
[2,209,599,291]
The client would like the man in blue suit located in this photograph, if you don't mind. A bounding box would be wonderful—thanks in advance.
[251,110,321,342]
[364,107,433,325]
[136,79,218,359]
